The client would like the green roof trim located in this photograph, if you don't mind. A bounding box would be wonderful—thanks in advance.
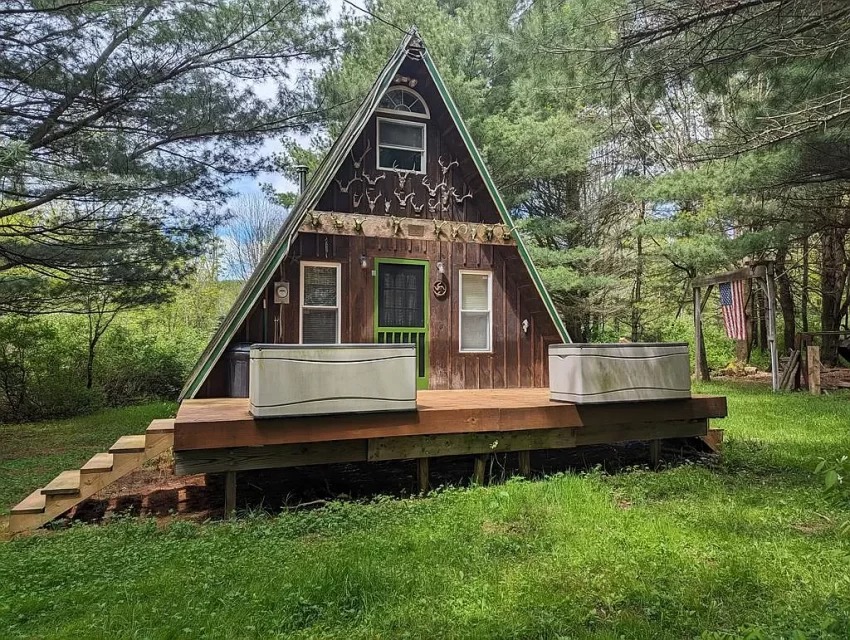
[179,30,570,401]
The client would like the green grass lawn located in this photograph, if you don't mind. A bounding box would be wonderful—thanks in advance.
[1,383,849,639]
[0,402,176,515]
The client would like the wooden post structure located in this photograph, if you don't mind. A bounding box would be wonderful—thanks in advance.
[693,286,709,381]
[807,345,821,395]
[472,454,488,485]
[764,263,780,392]
[518,450,531,478]
[692,264,779,391]
[224,471,236,519]
[649,439,661,469]
[416,457,429,493]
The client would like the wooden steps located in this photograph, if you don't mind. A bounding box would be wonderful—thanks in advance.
[13,488,46,515]
[8,418,175,533]
[147,419,175,434]
[110,435,146,454]
[42,470,80,496]
[81,453,113,474]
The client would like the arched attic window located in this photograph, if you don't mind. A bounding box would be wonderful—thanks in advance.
[376,87,429,173]
[377,87,429,118]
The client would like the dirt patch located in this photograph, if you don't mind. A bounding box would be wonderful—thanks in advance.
[791,520,831,535]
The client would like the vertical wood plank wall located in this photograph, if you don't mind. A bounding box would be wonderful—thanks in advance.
[281,234,559,390]
[195,55,563,396]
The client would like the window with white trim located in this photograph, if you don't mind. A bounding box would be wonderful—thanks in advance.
[377,117,426,173]
[459,271,492,352]
[300,262,341,344]
[377,87,430,118]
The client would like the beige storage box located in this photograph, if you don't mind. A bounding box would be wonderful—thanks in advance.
[549,343,691,404]
[249,344,417,418]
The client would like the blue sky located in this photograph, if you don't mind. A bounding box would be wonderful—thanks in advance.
[228,0,364,201]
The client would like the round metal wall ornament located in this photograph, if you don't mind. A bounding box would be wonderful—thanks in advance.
[433,279,449,299]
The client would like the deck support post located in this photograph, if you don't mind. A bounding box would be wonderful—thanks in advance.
[416,457,429,493]
[224,470,237,519]
[518,450,531,478]
[472,454,488,486]
[649,440,661,469]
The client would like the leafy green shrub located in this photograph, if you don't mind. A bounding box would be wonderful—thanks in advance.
[0,316,96,421]
[655,316,735,371]
[95,325,201,405]
[815,456,850,534]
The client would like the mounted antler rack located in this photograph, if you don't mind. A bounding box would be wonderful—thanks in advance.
[300,212,515,246]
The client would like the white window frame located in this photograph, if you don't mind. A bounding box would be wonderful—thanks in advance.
[376,116,427,174]
[299,261,341,344]
[376,86,431,119]
[459,270,493,353]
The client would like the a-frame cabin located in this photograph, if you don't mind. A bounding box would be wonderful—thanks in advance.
[181,31,569,400]
[8,32,726,531]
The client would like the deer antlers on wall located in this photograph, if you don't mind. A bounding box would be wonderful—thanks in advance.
[307,212,323,229]
[438,156,458,175]
[362,171,385,187]
[335,175,361,193]
[350,140,371,170]
[395,190,415,207]
[366,191,381,213]
[453,186,473,204]
[390,216,403,235]
[440,186,454,208]
[394,167,411,189]
[428,197,439,216]
[422,176,446,198]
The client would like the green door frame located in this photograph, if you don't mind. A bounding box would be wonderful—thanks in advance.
[373,258,430,389]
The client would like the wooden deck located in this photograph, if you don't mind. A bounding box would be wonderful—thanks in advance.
[173,390,726,477]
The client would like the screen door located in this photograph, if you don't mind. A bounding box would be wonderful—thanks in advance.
[374,260,429,389]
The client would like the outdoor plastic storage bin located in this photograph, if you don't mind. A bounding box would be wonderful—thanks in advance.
[225,343,251,398]
[548,343,691,404]
[249,344,417,418]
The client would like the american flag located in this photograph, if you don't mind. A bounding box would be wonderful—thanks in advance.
[719,280,747,340]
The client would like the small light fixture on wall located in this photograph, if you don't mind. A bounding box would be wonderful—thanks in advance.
[522,319,530,334]
[436,261,445,275]
[360,254,369,269]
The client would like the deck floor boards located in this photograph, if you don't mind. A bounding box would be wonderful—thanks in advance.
[174,389,727,452]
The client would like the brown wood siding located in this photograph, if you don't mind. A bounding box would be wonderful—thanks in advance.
[194,55,562,398]
[316,58,496,226]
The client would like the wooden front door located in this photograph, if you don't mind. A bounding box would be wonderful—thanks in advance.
[374,259,429,389]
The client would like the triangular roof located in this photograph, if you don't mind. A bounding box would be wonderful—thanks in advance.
[179,30,571,401]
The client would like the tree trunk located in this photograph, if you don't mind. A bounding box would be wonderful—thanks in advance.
[775,246,796,352]
[756,284,768,353]
[631,202,644,341]
[819,227,849,365]
[86,341,96,390]
[801,235,810,333]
